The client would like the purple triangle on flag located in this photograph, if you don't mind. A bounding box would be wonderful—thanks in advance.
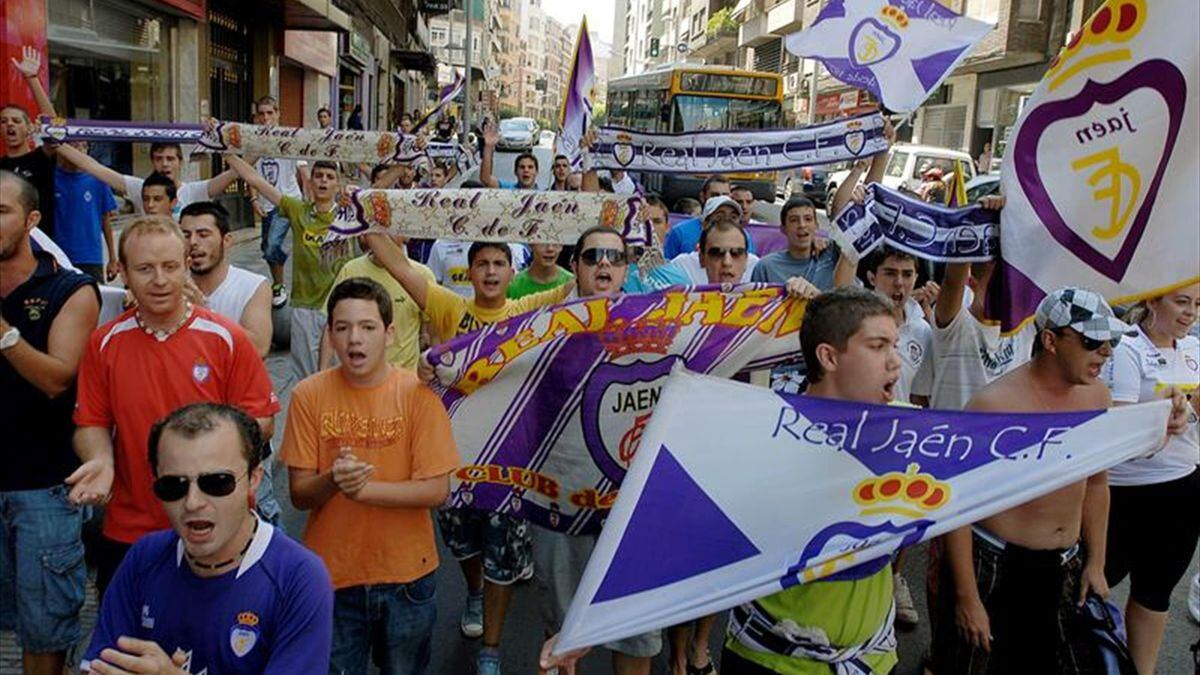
[591,445,760,604]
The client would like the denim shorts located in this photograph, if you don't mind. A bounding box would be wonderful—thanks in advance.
[260,207,291,266]
[0,484,86,652]
[330,573,437,675]
[436,507,533,585]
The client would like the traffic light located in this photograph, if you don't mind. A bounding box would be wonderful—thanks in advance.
[649,37,660,57]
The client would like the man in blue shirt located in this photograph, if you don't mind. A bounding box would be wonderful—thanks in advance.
[81,403,333,675]
[479,119,540,190]
[663,174,759,259]
[53,141,118,282]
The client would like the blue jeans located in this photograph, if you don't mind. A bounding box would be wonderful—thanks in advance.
[0,484,85,652]
[260,207,290,267]
[253,455,282,526]
[329,573,437,675]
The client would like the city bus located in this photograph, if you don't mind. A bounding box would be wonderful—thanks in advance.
[606,64,784,206]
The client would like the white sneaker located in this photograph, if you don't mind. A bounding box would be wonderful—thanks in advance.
[1188,572,1200,624]
[461,591,484,638]
[894,574,919,627]
[271,284,288,308]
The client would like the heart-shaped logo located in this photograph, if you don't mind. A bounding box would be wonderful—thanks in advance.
[1014,59,1186,282]
[844,130,865,155]
[849,18,902,68]
[580,358,678,483]
[45,125,68,142]
[613,142,635,168]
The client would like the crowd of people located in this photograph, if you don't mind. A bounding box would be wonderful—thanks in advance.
[1,47,1198,675]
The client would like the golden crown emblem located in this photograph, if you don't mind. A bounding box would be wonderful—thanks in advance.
[615,131,633,142]
[879,5,909,30]
[598,318,679,358]
[853,463,950,517]
[236,611,260,627]
[1046,0,1145,91]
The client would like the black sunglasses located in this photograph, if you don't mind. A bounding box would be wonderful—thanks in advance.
[579,247,627,266]
[1054,328,1120,351]
[705,246,747,259]
[153,471,245,502]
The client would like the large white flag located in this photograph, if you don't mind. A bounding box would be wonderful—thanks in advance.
[558,18,595,170]
[995,0,1200,332]
[555,370,1169,651]
[785,0,992,113]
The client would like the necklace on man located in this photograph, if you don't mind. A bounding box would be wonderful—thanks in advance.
[187,517,259,571]
[136,301,192,342]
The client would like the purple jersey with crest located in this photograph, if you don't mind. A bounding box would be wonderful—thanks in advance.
[82,522,332,674]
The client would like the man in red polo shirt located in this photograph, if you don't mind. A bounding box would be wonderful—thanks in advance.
[68,215,279,597]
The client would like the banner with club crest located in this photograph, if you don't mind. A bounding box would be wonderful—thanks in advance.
[593,112,888,174]
[554,370,1170,652]
[324,188,652,247]
[830,183,999,263]
[425,284,807,535]
[39,118,475,167]
[995,0,1199,332]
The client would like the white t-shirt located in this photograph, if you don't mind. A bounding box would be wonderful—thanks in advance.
[896,298,933,404]
[674,251,760,285]
[1102,325,1200,486]
[912,287,1036,410]
[427,239,531,298]
[205,265,269,325]
[122,175,213,217]
[253,157,304,212]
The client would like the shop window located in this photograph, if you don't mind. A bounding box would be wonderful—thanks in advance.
[1017,0,1041,21]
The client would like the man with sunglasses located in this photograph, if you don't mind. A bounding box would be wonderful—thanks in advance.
[81,403,333,675]
[70,216,280,598]
[932,287,1190,674]
[363,233,574,675]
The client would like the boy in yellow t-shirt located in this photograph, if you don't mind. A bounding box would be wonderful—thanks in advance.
[362,232,573,671]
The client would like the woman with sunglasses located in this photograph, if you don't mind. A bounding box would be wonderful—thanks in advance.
[1100,283,1200,675]
[81,403,333,675]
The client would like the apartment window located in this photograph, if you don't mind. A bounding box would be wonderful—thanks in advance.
[966,0,1000,23]
[431,27,448,46]
[1016,0,1041,20]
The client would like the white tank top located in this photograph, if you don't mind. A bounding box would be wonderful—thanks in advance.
[205,265,268,324]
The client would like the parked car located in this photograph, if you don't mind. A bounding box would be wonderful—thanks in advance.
[498,117,539,150]
[824,143,977,214]
[775,163,843,207]
[964,173,1001,202]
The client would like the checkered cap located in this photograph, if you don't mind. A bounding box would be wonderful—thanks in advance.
[1034,287,1131,343]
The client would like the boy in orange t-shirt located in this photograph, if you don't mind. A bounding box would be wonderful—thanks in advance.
[281,277,458,673]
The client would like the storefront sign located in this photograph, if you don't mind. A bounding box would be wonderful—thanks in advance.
[349,30,373,65]
[421,0,452,16]
[284,31,338,77]
[815,92,843,116]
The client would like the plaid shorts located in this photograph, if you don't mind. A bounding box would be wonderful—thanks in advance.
[436,507,533,585]
[931,529,1102,675]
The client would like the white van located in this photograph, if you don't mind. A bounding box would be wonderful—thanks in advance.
[824,143,976,209]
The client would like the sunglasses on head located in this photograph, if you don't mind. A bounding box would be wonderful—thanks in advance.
[579,247,627,266]
[705,246,747,259]
[152,471,244,502]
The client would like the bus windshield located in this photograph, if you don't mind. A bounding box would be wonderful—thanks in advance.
[672,95,781,132]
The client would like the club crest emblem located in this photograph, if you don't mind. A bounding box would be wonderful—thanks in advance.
[580,358,678,483]
[843,130,866,156]
[192,359,211,384]
[229,611,260,658]
[612,132,636,168]
[849,15,903,68]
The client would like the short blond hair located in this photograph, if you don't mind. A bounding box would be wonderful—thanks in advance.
[118,215,186,266]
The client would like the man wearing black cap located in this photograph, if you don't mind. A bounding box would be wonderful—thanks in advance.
[932,287,1190,674]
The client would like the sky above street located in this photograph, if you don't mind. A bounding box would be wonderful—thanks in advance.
[542,0,615,44]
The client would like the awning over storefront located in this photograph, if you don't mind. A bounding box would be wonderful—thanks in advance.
[392,49,437,74]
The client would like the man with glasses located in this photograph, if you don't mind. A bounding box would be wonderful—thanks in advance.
[69,216,280,597]
[282,277,458,674]
[364,234,574,675]
[81,403,332,674]
[932,288,1189,674]
[663,175,755,259]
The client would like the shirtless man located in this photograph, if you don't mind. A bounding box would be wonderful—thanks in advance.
[932,287,1189,674]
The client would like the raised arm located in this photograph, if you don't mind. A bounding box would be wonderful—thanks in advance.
[11,46,55,118]
[205,168,240,199]
[360,233,430,309]
[225,154,282,206]
[53,143,128,195]
[479,119,500,188]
